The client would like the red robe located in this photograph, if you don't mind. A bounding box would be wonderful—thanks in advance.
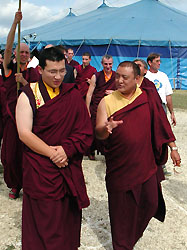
[90,70,116,154]
[1,62,40,189]
[103,88,175,249]
[90,70,116,128]
[21,81,93,249]
[141,77,165,182]
[66,58,79,68]
[0,70,5,140]
[75,64,96,98]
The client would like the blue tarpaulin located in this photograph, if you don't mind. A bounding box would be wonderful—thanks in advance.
[2,0,187,89]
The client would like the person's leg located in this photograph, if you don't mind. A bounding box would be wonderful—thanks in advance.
[22,193,82,250]
[108,174,159,250]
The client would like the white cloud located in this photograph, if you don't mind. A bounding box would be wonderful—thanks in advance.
[0,0,62,39]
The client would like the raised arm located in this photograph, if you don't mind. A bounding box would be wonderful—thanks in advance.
[85,74,96,115]
[3,11,22,76]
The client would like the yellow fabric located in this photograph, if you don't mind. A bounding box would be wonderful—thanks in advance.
[30,82,60,109]
[30,82,45,109]
[104,87,142,118]
[43,81,60,99]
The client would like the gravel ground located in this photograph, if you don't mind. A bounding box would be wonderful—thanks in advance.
[0,109,187,250]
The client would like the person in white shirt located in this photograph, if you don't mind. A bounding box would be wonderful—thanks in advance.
[146,53,176,126]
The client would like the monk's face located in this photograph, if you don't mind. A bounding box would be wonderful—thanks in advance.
[39,59,66,89]
[82,56,91,67]
[15,43,30,65]
[134,61,147,76]
[148,56,161,73]
[115,66,137,96]
[102,58,113,74]
[67,49,74,60]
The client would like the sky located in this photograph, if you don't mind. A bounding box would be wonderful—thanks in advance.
[0,0,187,40]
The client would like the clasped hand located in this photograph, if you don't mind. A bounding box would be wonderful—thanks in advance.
[50,146,68,168]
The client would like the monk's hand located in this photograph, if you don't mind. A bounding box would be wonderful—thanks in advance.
[15,73,28,86]
[170,150,181,167]
[86,78,91,85]
[105,116,123,134]
[14,11,22,24]
[105,90,114,95]
[55,159,69,168]
[50,146,68,168]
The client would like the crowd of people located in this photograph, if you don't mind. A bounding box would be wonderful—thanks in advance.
[0,10,181,250]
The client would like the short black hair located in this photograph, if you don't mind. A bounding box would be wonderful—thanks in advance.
[118,61,140,77]
[82,52,91,58]
[39,47,65,69]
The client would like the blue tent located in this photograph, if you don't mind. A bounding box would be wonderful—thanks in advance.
[7,0,187,89]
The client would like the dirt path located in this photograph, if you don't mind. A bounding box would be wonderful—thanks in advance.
[0,109,186,250]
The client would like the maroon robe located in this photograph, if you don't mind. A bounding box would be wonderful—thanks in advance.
[90,70,116,128]
[0,71,5,140]
[90,70,116,154]
[21,81,93,249]
[75,64,96,98]
[141,77,165,182]
[103,89,175,249]
[1,61,40,189]
[66,58,79,68]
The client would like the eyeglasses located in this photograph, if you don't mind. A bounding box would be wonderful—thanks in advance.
[45,69,67,76]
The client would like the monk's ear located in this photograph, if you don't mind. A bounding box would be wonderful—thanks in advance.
[135,74,140,83]
[37,65,43,75]
[144,68,148,76]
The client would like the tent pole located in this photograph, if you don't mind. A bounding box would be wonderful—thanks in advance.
[169,40,175,90]
[136,39,141,58]
[74,39,85,57]
[17,0,22,95]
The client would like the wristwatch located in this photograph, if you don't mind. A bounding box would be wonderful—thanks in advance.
[170,146,178,151]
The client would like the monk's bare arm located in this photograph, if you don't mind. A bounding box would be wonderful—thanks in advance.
[3,11,22,76]
[16,92,55,157]
[95,98,110,140]
[85,74,96,114]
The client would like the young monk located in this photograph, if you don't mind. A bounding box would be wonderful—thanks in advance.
[96,61,181,250]
[75,52,96,99]
[16,47,93,250]
[86,54,116,159]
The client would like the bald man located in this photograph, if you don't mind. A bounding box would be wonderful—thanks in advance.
[1,11,40,199]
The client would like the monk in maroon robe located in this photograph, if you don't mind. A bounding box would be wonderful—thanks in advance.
[75,52,96,99]
[86,55,116,158]
[16,47,93,250]
[96,61,181,250]
[66,48,79,68]
[0,64,5,140]
[1,11,40,199]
